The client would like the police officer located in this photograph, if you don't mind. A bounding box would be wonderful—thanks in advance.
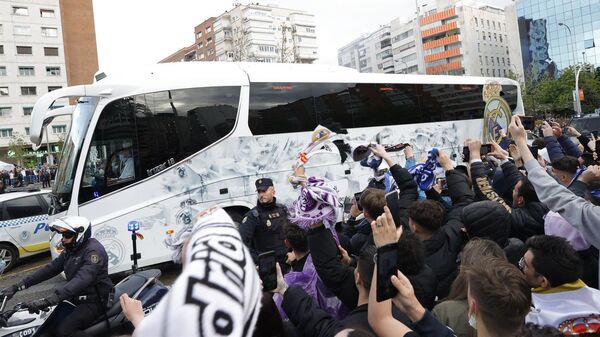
[0,216,113,337]
[239,178,289,265]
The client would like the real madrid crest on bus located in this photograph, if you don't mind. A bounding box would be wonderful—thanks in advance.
[482,80,512,144]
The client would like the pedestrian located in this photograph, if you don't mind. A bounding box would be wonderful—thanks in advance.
[239,178,289,265]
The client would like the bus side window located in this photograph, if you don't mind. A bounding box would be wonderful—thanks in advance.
[78,86,240,204]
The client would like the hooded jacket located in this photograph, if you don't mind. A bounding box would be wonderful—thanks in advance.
[461,200,526,265]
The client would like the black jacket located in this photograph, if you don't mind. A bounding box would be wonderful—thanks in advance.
[282,286,374,337]
[422,222,464,299]
[23,238,113,302]
[309,225,358,309]
[407,264,438,310]
[239,198,288,263]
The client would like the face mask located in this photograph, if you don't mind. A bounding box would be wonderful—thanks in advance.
[118,154,125,162]
[468,313,477,330]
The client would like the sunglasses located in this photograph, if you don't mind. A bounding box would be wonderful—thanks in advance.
[61,232,76,239]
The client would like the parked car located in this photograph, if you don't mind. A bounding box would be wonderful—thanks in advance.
[0,190,51,271]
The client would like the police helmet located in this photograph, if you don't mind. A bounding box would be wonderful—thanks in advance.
[50,216,92,250]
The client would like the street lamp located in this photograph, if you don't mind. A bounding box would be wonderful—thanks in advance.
[394,59,408,74]
[558,22,578,66]
[559,22,583,116]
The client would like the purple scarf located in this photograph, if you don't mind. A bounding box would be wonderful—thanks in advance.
[289,177,338,230]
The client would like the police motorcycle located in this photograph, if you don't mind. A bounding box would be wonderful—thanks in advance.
[0,221,169,336]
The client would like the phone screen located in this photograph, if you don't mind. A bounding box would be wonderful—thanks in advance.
[480,144,493,155]
[354,192,363,211]
[376,245,398,302]
[519,116,536,131]
[462,146,470,162]
[529,145,539,160]
[258,251,277,291]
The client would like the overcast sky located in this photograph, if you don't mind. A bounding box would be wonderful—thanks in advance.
[92,0,512,74]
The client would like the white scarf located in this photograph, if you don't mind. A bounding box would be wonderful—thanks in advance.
[133,207,262,337]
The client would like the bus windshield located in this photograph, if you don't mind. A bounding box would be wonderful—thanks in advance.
[52,97,99,211]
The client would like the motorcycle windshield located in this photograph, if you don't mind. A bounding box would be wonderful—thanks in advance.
[51,97,99,213]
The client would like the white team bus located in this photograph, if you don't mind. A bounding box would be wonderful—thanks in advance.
[30,62,523,274]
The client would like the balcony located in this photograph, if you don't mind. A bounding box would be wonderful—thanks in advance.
[424,48,461,63]
[426,60,462,74]
[421,22,458,38]
[423,34,460,50]
[420,8,457,25]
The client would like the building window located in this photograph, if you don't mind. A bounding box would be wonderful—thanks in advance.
[485,56,489,65]
[196,31,202,39]
[493,21,496,30]
[40,9,55,18]
[21,86,36,95]
[507,58,511,66]
[499,35,503,43]
[503,69,507,76]
[23,107,33,116]
[0,108,11,117]
[491,57,495,66]
[492,69,496,76]
[44,47,58,56]
[25,127,30,135]
[206,26,212,33]
[0,129,12,138]
[306,27,315,33]
[19,66,35,76]
[0,45,3,54]
[41,27,58,37]
[12,6,28,16]
[481,68,484,76]
[0,87,8,96]
[477,43,481,52]
[0,24,3,34]
[14,25,31,36]
[46,66,61,76]
[0,67,5,76]
[52,125,66,134]
[479,55,483,65]
[198,41,203,48]
[482,31,486,40]
[502,57,505,65]
[475,18,478,27]
[48,86,62,92]
[487,20,490,28]
[16,46,32,55]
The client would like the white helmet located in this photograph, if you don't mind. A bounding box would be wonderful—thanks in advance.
[50,216,91,250]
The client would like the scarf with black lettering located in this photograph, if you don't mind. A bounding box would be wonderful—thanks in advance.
[133,207,262,337]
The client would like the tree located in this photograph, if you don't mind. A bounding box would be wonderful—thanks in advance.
[231,27,249,61]
[7,133,27,166]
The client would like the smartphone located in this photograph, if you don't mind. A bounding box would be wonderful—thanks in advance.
[376,245,398,302]
[258,251,277,291]
[436,177,449,196]
[529,145,539,160]
[518,116,536,131]
[462,144,493,162]
[354,192,363,211]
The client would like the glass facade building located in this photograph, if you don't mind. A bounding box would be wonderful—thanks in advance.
[516,0,600,77]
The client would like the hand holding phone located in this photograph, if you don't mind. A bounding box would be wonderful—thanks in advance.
[462,144,492,162]
[258,251,277,292]
[376,244,399,302]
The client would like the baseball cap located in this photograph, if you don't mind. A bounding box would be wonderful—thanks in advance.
[255,178,273,192]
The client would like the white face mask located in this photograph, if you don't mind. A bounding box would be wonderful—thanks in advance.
[468,313,477,330]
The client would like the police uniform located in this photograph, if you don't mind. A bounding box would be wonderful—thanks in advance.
[22,237,113,337]
[239,178,289,264]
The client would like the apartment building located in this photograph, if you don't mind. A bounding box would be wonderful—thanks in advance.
[339,0,515,77]
[338,25,399,74]
[421,1,511,77]
[0,0,98,163]
[161,3,318,64]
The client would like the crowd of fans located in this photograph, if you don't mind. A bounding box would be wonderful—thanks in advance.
[0,165,55,192]
[120,115,600,337]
